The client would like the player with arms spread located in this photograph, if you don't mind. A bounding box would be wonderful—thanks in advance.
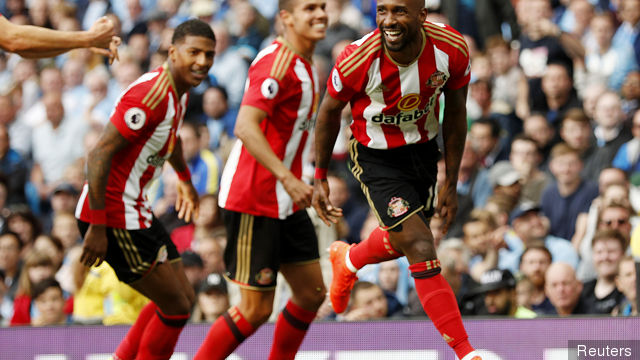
[194,1,327,359]
[0,14,119,62]
[75,19,215,360]
[313,0,481,359]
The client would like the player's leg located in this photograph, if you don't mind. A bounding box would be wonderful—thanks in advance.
[388,212,478,360]
[271,261,326,360]
[194,210,279,360]
[112,301,157,360]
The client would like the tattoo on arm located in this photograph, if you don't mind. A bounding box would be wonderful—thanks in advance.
[87,123,129,210]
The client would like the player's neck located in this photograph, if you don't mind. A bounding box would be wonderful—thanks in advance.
[282,34,316,62]
[385,29,425,66]
[167,61,188,97]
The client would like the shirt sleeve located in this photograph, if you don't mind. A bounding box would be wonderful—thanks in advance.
[326,44,361,102]
[109,88,157,143]
[444,26,471,91]
[240,56,285,118]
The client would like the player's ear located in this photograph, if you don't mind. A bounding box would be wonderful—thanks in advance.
[279,9,293,28]
[419,7,428,23]
[168,44,177,62]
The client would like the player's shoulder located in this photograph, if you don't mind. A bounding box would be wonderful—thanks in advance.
[122,66,171,111]
[250,38,299,82]
[335,30,383,78]
[422,21,469,59]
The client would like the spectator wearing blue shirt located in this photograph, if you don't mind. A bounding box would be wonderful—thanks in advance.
[180,122,220,196]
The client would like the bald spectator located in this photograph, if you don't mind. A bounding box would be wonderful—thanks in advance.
[541,143,598,240]
[519,244,555,314]
[545,262,585,316]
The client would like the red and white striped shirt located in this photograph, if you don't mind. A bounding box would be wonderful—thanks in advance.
[76,63,188,229]
[327,21,470,149]
[219,38,319,219]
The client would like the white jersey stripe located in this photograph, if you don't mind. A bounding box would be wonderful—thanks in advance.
[218,139,243,209]
[76,184,89,219]
[275,59,314,218]
[363,58,387,149]
[399,62,422,144]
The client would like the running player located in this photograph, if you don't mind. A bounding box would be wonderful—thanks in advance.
[194,1,328,359]
[75,19,215,360]
[312,0,481,359]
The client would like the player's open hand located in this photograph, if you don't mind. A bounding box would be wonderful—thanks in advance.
[90,36,121,65]
[281,173,313,209]
[435,180,458,235]
[312,179,343,226]
[80,225,108,267]
[176,180,199,223]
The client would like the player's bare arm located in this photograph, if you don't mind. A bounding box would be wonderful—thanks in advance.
[437,84,468,235]
[168,137,199,223]
[80,123,129,267]
[312,93,346,226]
[0,15,120,61]
[234,104,313,209]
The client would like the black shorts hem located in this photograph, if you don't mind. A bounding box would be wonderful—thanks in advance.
[223,274,277,292]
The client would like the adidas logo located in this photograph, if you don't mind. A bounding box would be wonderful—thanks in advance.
[442,333,454,343]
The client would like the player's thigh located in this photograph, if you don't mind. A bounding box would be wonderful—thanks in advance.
[222,209,281,290]
[387,212,437,263]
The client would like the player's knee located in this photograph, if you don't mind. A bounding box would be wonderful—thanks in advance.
[296,285,327,311]
[242,302,273,326]
[398,231,436,262]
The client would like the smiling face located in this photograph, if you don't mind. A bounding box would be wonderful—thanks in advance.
[281,0,328,43]
[169,35,216,93]
[376,0,427,53]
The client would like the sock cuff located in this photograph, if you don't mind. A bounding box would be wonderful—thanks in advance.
[381,231,401,256]
[282,300,316,329]
[409,260,441,278]
[345,248,359,273]
[224,306,255,340]
[155,309,190,327]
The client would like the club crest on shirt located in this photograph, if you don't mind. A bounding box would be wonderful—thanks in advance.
[387,197,409,218]
[124,107,146,130]
[261,78,279,99]
[255,268,275,285]
[426,71,447,88]
[331,69,343,92]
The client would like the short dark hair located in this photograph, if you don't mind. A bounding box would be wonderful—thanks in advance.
[520,242,552,266]
[592,229,627,250]
[511,134,541,154]
[279,0,295,12]
[172,19,216,44]
[0,230,22,250]
[31,277,62,301]
[472,117,501,138]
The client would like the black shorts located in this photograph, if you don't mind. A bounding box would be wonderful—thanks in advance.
[348,138,439,230]
[77,217,180,284]
[222,209,319,290]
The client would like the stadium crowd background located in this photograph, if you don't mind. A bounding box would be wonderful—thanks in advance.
[0,0,639,327]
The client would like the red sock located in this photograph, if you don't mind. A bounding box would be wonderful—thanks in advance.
[409,261,474,359]
[268,300,317,360]
[114,302,157,360]
[135,308,189,360]
[194,306,255,360]
[349,227,402,269]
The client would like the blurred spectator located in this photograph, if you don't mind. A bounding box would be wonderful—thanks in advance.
[532,62,582,127]
[515,275,536,314]
[473,268,536,318]
[327,174,367,244]
[580,229,626,314]
[83,65,115,127]
[508,135,551,204]
[500,204,578,273]
[179,122,220,196]
[0,124,26,206]
[202,86,233,151]
[484,193,518,229]
[522,112,556,166]
[463,209,500,282]
[558,109,596,178]
[621,71,640,119]
[6,208,42,251]
[0,269,11,325]
[437,238,473,305]
[127,33,151,71]
[43,183,80,232]
[587,92,633,179]
[541,143,598,240]
[581,81,607,120]
[520,244,555,314]
[191,273,230,323]
[341,281,399,321]
[153,166,187,233]
[487,161,522,205]
[0,231,22,300]
[192,232,226,276]
[485,36,526,116]
[181,251,207,293]
[584,12,638,91]
[315,0,359,61]
[227,1,266,59]
[32,235,63,273]
[469,117,510,168]
[612,255,637,316]
[209,23,249,110]
[545,262,585,316]
[171,194,222,253]
[10,249,57,326]
[612,0,640,50]
[51,212,81,250]
[613,109,640,181]
[30,277,68,326]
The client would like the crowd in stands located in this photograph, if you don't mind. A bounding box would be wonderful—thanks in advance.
[1,0,640,327]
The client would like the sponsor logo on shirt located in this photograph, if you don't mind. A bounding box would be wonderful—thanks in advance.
[426,71,448,88]
[146,153,166,167]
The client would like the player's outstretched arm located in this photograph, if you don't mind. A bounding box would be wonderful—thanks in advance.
[312,93,346,226]
[437,84,468,235]
[0,15,119,61]
[234,104,313,209]
[168,137,199,223]
[81,123,129,267]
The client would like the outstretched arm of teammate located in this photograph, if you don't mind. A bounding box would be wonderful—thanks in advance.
[0,16,120,62]
[168,137,199,223]
[234,104,313,209]
[80,123,129,267]
[437,84,468,235]
[312,93,346,226]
